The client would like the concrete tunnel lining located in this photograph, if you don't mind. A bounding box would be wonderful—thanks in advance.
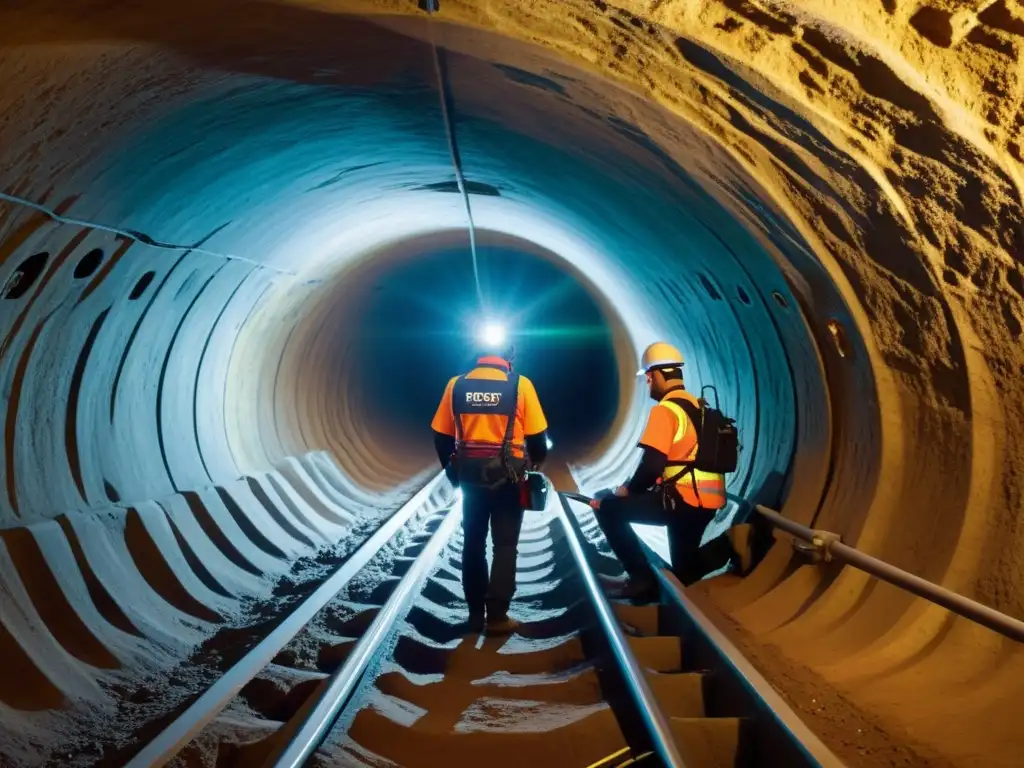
[0,1,1022,765]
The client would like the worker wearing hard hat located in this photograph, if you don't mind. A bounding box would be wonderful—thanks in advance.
[431,338,550,635]
[591,341,740,601]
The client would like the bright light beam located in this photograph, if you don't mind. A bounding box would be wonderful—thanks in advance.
[479,321,507,347]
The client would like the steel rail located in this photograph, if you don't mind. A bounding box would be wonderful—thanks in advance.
[638,539,845,768]
[756,505,1024,643]
[125,472,448,768]
[262,499,462,768]
[556,491,687,768]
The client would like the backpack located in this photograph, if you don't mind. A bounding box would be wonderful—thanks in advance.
[450,372,526,489]
[670,385,740,475]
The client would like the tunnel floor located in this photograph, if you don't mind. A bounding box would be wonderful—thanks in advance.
[0,450,991,768]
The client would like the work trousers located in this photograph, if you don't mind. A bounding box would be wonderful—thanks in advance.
[460,482,525,617]
[593,491,733,586]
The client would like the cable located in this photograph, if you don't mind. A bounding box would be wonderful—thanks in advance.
[0,190,296,275]
[425,9,486,313]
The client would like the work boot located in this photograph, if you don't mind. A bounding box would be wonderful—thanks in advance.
[485,603,520,635]
[485,614,520,635]
[597,572,629,588]
[466,609,485,634]
[608,576,659,603]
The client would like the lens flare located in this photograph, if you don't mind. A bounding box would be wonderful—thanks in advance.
[479,321,507,347]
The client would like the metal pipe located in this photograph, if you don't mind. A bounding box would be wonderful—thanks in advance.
[263,501,462,768]
[756,505,1024,643]
[557,492,687,768]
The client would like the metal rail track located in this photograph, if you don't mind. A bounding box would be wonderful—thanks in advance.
[559,491,846,768]
[239,480,843,768]
[240,489,689,767]
[260,502,462,767]
[123,473,450,768]
[124,475,846,768]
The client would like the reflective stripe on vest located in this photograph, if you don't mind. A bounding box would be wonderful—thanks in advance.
[658,399,726,509]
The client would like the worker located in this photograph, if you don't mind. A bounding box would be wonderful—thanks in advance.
[591,341,741,601]
[431,337,550,634]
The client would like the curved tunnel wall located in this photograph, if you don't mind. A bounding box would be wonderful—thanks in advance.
[0,1,1022,765]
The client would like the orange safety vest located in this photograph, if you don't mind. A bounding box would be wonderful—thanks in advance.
[658,393,727,510]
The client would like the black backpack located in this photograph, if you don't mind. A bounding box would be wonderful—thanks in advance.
[450,372,526,489]
[672,385,740,475]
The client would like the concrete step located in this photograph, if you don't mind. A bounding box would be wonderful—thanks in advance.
[626,635,681,672]
[611,602,659,636]
[670,717,746,768]
[642,670,706,718]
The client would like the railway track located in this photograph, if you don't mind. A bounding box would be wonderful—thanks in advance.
[112,471,844,768]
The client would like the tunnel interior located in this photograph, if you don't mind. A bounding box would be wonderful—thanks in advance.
[1,1,1023,766]
[336,234,622,459]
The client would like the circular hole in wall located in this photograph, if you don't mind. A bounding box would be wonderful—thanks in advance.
[737,286,752,305]
[771,290,789,308]
[827,319,849,358]
[129,271,155,300]
[2,252,49,300]
[73,248,104,279]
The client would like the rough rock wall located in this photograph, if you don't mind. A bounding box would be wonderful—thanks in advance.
[360,1,1024,763]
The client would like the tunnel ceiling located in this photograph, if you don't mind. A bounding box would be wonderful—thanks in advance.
[1,1,1024,766]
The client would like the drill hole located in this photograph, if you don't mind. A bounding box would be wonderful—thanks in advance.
[74,248,104,279]
[129,271,155,300]
[698,273,723,301]
[3,252,49,300]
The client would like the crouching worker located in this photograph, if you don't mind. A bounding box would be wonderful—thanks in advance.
[592,341,742,601]
[430,338,550,634]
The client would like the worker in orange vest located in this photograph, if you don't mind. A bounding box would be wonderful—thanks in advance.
[431,338,550,634]
[591,341,743,601]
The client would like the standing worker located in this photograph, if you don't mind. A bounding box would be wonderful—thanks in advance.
[431,334,550,634]
[591,341,744,601]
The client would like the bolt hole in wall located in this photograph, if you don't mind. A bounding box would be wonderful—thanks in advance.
[129,270,155,300]
[697,273,723,301]
[73,248,104,279]
[736,286,752,305]
[771,290,789,308]
[2,251,49,300]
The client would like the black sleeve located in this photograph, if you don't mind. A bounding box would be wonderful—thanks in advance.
[626,446,668,493]
[433,431,455,469]
[525,431,549,467]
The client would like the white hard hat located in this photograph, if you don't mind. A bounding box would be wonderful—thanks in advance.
[636,341,685,376]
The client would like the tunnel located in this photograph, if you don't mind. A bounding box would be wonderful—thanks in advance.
[1,1,1022,766]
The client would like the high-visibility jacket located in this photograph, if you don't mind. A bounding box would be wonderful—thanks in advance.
[638,389,727,510]
[430,356,548,460]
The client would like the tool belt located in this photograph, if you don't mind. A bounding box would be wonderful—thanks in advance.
[654,469,688,513]
[451,443,527,490]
